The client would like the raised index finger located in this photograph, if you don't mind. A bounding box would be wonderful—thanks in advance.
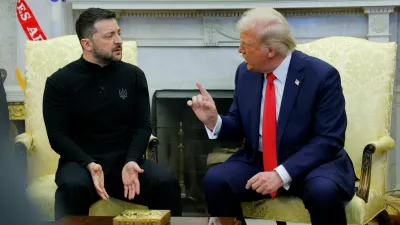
[196,81,211,98]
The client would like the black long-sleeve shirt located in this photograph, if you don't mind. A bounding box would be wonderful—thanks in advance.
[43,56,151,172]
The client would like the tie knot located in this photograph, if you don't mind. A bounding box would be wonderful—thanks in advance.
[267,72,276,84]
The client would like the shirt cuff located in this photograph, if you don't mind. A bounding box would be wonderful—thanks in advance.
[274,165,292,190]
[205,115,222,139]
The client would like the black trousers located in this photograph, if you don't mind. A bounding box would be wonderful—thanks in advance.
[54,160,182,220]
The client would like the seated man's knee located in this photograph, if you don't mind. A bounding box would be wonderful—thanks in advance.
[203,164,229,193]
[56,163,93,195]
[158,172,179,189]
[58,177,93,197]
[302,177,343,208]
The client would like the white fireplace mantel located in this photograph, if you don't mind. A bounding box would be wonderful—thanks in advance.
[68,0,400,10]
[68,0,398,45]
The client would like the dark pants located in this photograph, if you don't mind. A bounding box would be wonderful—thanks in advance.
[203,159,352,225]
[54,160,182,220]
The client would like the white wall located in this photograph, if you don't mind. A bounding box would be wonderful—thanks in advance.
[0,0,17,90]
[137,47,241,99]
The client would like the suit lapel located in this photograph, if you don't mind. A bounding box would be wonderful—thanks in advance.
[248,71,264,150]
[276,51,305,151]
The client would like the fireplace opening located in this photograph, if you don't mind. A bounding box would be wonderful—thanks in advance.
[151,89,243,216]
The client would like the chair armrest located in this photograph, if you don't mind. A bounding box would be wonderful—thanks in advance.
[14,133,32,188]
[367,136,395,154]
[356,136,395,203]
[15,133,33,156]
[146,134,159,162]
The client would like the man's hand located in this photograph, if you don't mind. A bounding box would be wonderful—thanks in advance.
[122,161,144,200]
[87,162,109,200]
[245,171,283,195]
[187,82,218,130]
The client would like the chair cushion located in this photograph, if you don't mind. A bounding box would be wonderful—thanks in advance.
[89,198,148,217]
[241,186,386,225]
[26,174,148,221]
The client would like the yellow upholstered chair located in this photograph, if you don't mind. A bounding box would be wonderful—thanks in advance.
[240,37,397,225]
[14,35,159,221]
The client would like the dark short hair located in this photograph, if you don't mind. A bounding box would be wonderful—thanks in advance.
[75,8,116,41]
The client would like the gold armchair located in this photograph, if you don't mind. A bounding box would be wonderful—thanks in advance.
[14,35,158,221]
[239,37,397,225]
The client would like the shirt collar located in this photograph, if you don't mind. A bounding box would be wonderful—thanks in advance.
[77,55,118,72]
[264,51,293,83]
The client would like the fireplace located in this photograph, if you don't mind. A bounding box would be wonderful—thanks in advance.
[151,89,243,216]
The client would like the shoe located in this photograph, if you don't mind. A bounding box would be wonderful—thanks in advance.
[208,217,241,225]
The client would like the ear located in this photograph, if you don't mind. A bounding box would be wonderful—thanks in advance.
[267,47,277,59]
[80,38,92,51]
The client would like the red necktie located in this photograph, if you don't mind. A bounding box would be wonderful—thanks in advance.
[262,72,278,199]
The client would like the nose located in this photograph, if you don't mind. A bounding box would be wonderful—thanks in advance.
[115,35,123,45]
[238,44,244,53]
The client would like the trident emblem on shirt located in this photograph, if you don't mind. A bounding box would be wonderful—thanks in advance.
[119,88,127,99]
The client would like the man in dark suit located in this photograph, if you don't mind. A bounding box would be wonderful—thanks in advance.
[188,7,356,225]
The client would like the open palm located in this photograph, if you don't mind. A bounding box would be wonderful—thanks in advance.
[87,163,109,200]
[122,161,144,200]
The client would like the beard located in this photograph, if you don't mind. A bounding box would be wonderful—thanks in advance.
[92,43,122,65]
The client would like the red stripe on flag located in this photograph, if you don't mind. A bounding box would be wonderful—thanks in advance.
[16,0,47,41]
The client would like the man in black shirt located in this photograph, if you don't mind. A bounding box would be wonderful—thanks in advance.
[43,8,181,220]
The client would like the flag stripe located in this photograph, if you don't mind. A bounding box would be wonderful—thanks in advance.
[15,0,49,91]
[16,0,47,41]
[15,68,25,91]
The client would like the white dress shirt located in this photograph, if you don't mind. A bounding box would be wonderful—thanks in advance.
[205,52,293,190]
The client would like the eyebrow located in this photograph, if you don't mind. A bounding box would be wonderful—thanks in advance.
[104,29,121,35]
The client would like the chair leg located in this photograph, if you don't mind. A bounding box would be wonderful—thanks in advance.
[276,222,287,225]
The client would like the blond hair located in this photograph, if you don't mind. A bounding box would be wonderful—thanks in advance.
[236,7,296,56]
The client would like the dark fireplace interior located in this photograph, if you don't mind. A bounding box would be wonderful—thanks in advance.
[151,89,243,216]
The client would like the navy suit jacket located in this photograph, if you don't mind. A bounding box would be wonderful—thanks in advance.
[218,50,356,197]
